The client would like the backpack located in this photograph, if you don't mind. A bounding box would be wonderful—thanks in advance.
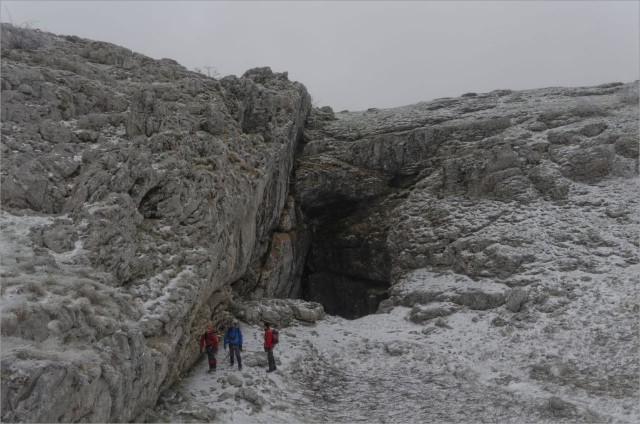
[228,327,239,343]
[271,328,279,345]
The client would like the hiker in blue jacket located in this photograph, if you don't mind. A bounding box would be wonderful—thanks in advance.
[223,320,243,370]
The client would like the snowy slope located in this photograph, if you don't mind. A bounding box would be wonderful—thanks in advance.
[157,262,638,423]
[154,175,639,423]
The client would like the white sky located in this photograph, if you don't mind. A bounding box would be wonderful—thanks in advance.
[1,1,638,111]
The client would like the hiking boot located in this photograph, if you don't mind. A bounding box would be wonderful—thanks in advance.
[266,369,275,373]
[238,366,242,371]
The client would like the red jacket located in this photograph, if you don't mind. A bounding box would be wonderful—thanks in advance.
[264,327,274,349]
[199,331,219,350]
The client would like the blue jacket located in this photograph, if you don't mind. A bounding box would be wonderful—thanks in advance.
[224,326,243,347]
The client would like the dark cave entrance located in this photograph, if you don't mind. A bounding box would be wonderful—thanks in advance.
[299,198,392,320]
[302,271,390,319]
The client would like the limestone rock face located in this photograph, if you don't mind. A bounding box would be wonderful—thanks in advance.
[1,24,310,423]
[2,22,639,423]
[296,82,639,311]
[231,194,312,301]
[285,86,638,424]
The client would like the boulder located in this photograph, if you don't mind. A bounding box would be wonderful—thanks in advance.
[238,299,326,326]
[409,302,459,323]
[505,289,528,312]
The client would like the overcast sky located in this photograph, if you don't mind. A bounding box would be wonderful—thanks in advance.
[2,1,638,111]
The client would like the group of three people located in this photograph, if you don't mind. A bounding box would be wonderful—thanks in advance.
[199,320,278,373]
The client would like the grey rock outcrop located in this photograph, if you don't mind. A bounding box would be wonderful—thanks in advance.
[409,302,459,324]
[1,23,310,423]
[238,298,326,326]
[505,288,527,312]
[246,196,312,300]
[295,81,638,314]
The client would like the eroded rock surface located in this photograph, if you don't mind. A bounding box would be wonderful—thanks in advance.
[296,81,639,319]
[1,22,638,423]
[1,23,310,422]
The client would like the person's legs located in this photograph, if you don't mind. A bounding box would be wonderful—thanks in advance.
[206,347,216,370]
[234,345,242,370]
[229,344,241,369]
[266,348,276,371]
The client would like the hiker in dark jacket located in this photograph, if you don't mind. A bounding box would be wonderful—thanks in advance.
[261,321,277,373]
[199,323,219,372]
[223,320,243,370]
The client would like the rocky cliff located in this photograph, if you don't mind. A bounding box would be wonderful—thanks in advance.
[296,82,638,318]
[1,23,638,423]
[1,24,311,422]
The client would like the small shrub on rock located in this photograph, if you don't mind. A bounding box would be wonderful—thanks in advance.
[619,86,639,105]
[571,100,608,117]
[2,23,49,51]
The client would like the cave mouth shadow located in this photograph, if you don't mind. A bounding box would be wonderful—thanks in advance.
[297,197,393,320]
[302,272,390,320]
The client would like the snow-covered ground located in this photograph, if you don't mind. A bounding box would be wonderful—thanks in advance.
[2,187,637,423]
[5,184,636,423]
[152,173,639,423]
[156,262,638,423]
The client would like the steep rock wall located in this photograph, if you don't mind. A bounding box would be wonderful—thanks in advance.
[0,24,310,422]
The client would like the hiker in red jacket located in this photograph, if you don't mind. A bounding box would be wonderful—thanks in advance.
[261,321,277,373]
[199,323,219,372]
